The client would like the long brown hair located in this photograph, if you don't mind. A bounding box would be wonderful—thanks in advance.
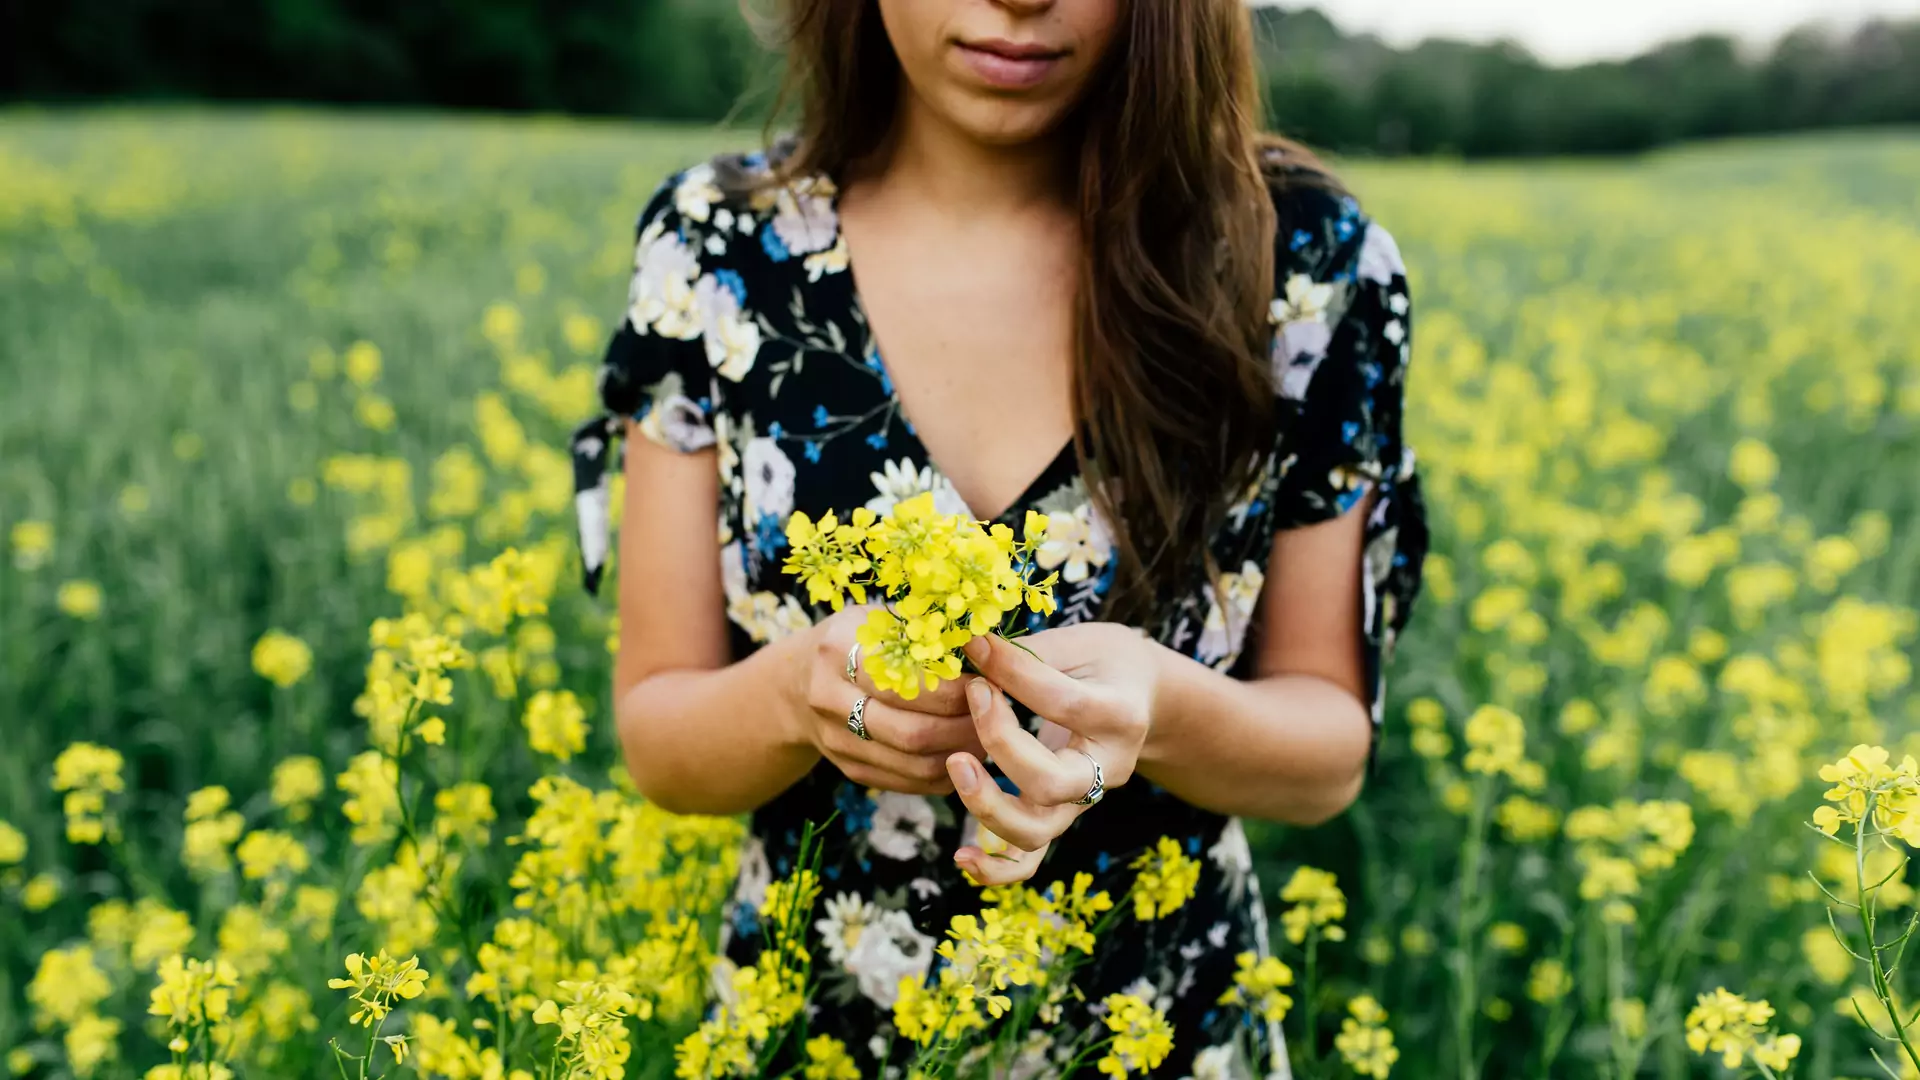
[768,0,1336,623]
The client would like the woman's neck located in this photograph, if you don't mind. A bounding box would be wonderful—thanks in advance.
[858,90,1074,219]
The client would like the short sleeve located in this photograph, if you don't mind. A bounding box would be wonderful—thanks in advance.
[598,173,721,455]
[1270,211,1429,734]
[569,170,724,594]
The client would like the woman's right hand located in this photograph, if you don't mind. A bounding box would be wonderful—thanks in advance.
[791,606,985,796]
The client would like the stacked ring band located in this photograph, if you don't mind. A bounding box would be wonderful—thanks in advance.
[845,642,861,685]
[1072,748,1105,806]
[847,696,872,741]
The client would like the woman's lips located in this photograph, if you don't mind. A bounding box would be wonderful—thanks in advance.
[955,40,1066,91]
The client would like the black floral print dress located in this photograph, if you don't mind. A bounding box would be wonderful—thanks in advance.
[570,147,1427,1079]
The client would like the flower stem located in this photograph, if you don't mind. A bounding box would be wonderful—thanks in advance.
[1453,775,1494,1080]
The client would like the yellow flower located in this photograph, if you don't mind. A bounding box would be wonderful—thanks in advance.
[1216,951,1294,1023]
[1685,987,1799,1071]
[1462,704,1527,779]
[355,392,397,432]
[22,874,60,912]
[1096,993,1174,1077]
[56,579,103,619]
[1335,994,1399,1079]
[801,1034,860,1080]
[62,1014,120,1079]
[783,508,875,610]
[1488,922,1527,952]
[28,946,111,1028]
[344,339,382,386]
[1526,958,1572,1005]
[338,750,400,847]
[181,786,245,878]
[433,782,496,846]
[1280,865,1347,944]
[328,951,429,1028]
[1728,437,1779,490]
[291,886,339,944]
[7,1048,33,1076]
[251,630,313,688]
[270,755,325,821]
[0,820,24,865]
[522,689,587,761]
[10,520,52,570]
[1129,836,1201,921]
[51,742,124,845]
[149,954,239,1030]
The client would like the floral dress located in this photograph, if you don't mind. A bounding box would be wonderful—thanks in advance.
[569,147,1427,1079]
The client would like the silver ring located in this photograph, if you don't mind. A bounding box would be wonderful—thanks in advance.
[1071,748,1104,806]
[847,696,872,742]
[845,641,861,686]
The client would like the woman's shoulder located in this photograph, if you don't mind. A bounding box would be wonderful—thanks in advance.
[631,145,850,330]
[1259,150,1406,295]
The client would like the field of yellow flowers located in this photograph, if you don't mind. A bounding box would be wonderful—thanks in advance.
[3,108,1920,1079]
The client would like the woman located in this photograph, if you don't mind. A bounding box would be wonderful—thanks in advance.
[568,0,1426,1074]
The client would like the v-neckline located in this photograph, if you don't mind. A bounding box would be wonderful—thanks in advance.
[825,176,1078,524]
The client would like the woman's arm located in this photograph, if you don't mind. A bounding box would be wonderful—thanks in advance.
[613,427,981,816]
[1137,496,1376,825]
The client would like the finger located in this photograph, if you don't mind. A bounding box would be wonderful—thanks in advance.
[966,678,1089,807]
[820,722,956,792]
[833,759,953,797]
[829,684,985,758]
[963,635,1087,726]
[955,839,1047,886]
[945,751,1077,852]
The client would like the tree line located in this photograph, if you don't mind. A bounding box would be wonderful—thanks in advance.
[3,0,1916,157]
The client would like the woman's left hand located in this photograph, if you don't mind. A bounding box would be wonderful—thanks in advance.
[945,623,1163,885]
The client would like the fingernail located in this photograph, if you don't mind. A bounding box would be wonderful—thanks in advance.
[950,755,979,794]
[966,678,989,717]
[964,636,989,663]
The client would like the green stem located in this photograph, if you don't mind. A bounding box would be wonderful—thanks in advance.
[1302,930,1320,1069]
[1858,807,1920,1073]
[1454,776,1495,1080]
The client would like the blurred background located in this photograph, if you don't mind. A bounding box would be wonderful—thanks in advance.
[4,3,1920,1079]
[5,0,1920,152]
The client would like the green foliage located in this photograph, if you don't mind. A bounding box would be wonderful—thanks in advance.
[6,4,1920,156]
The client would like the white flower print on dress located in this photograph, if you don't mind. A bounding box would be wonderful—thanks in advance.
[721,541,813,641]
[741,437,796,527]
[867,792,937,861]
[636,378,714,453]
[804,234,850,282]
[815,892,877,968]
[1186,1044,1237,1080]
[1035,500,1113,584]
[1121,977,1173,1016]
[629,219,700,340]
[674,163,723,224]
[694,273,761,381]
[864,458,970,518]
[1194,561,1265,669]
[733,835,770,910]
[1209,818,1254,902]
[1356,222,1406,287]
[1270,273,1343,398]
[770,177,839,257]
[842,908,934,1008]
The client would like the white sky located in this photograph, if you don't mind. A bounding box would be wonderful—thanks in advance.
[1287,0,1920,64]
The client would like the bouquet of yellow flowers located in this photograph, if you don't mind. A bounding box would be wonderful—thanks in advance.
[782,492,1058,699]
